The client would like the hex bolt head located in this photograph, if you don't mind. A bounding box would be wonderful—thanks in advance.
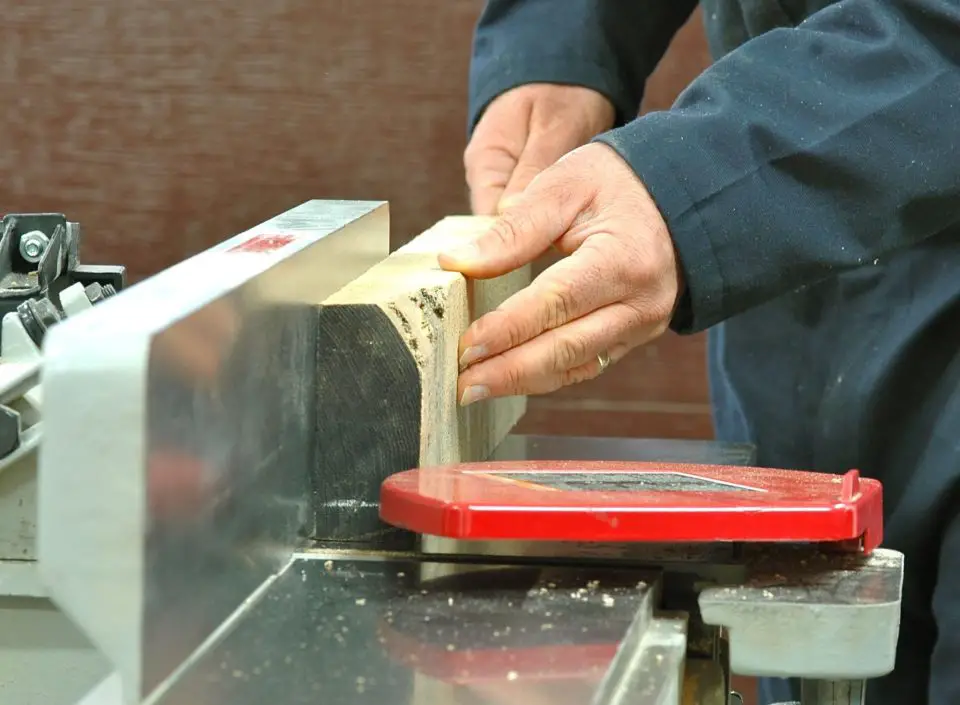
[19,230,49,263]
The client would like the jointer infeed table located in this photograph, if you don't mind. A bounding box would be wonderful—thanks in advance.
[0,201,902,705]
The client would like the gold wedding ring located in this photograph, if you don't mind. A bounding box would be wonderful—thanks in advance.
[597,351,611,373]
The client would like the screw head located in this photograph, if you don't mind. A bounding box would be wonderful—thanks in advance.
[19,230,49,263]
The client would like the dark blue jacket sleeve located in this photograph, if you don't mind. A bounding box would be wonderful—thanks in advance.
[594,0,960,333]
[932,505,960,703]
[468,0,699,133]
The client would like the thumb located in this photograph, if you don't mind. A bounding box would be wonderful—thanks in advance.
[439,163,586,279]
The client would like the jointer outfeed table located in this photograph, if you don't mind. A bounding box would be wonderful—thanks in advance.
[0,201,902,705]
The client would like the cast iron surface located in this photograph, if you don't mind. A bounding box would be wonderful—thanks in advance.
[145,544,902,704]
[152,554,665,705]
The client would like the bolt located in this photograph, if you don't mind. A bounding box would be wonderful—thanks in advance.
[19,230,49,263]
[84,282,117,305]
[17,296,62,346]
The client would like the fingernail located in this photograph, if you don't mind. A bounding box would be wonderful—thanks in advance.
[442,239,480,264]
[459,385,489,406]
[459,345,486,369]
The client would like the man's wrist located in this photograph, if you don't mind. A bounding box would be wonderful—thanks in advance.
[591,122,723,334]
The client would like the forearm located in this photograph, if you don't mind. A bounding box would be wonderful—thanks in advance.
[469,0,698,133]
[594,0,960,332]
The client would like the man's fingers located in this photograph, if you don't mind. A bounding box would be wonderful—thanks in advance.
[470,185,505,217]
[465,145,517,216]
[499,161,542,207]
[457,298,657,403]
[498,134,567,209]
[440,161,590,279]
[457,238,633,368]
[464,97,529,215]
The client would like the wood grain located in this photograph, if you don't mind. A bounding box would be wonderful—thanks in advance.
[313,216,529,544]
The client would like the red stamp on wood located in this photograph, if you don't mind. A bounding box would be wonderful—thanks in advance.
[227,233,296,254]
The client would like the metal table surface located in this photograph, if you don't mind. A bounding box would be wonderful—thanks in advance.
[150,436,748,705]
[152,554,670,705]
[133,436,904,705]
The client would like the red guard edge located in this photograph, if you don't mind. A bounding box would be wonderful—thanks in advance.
[379,461,883,553]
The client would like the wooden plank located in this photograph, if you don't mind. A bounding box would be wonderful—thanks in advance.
[313,216,529,545]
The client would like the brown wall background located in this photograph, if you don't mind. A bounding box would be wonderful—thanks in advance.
[2,1,714,440]
[1,4,753,701]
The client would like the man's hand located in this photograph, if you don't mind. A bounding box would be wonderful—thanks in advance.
[465,84,615,215]
[441,142,683,405]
